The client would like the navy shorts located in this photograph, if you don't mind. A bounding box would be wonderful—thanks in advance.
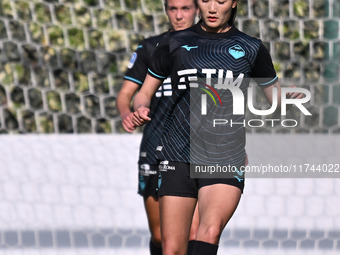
[158,161,244,198]
[138,163,159,198]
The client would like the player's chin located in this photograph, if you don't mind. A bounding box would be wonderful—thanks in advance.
[174,24,185,30]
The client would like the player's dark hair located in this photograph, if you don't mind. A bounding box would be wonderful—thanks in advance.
[164,0,198,9]
[229,5,237,26]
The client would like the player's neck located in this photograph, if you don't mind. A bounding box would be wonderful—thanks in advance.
[200,22,232,33]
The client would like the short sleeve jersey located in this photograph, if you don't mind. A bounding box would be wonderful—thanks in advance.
[124,32,172,166]
[148,22,278,166]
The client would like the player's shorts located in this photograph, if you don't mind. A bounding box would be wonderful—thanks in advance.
[158,161,244,198]
[138,163,159,198]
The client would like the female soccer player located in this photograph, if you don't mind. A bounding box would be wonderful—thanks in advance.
[132,1,303,254]
[117,1,199,254]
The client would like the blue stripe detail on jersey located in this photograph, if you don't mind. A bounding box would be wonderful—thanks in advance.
[148,68,167,79]
[259,76,278,86]
[124,76,143,85]
[137,45,143,49]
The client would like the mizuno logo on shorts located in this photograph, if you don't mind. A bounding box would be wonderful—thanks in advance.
[233,167,244,182]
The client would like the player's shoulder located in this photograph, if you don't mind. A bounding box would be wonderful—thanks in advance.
[231,28,262,48]
[230,28,266,65]
[167,25,199,52]
[170,24,198,40]
[143,32,168,47]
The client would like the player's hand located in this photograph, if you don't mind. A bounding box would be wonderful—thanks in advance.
[286,85,305,99]
[132,106,151,126]
[121,112,136,133]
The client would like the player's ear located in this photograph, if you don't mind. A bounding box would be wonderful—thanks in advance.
[232,0,238,9]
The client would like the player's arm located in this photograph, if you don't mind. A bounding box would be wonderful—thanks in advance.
[117,38,150,132]
[117,80,139,132]
[133,33,171,126]
[254,43,304,109]
[132,74,163,127]
[262,82,305,110]
[261,81,281,107]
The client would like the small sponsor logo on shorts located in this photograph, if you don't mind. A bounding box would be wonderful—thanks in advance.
[156,146,163,151]
[159,161,175,171]
[140,151,147,157]
[141,164,150,171]
[140,164,157,176]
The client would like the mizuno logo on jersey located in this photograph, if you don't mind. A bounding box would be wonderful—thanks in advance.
[181,45,198,51]
[229,44,245,59]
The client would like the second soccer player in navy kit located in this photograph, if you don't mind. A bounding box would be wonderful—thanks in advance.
[117,1,199,254]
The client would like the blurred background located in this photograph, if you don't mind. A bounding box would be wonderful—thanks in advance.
[0,0,338,134]
[0,0,339,254]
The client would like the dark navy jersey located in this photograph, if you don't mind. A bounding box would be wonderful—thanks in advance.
[148,22,277,166]
[124,32,172,165]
